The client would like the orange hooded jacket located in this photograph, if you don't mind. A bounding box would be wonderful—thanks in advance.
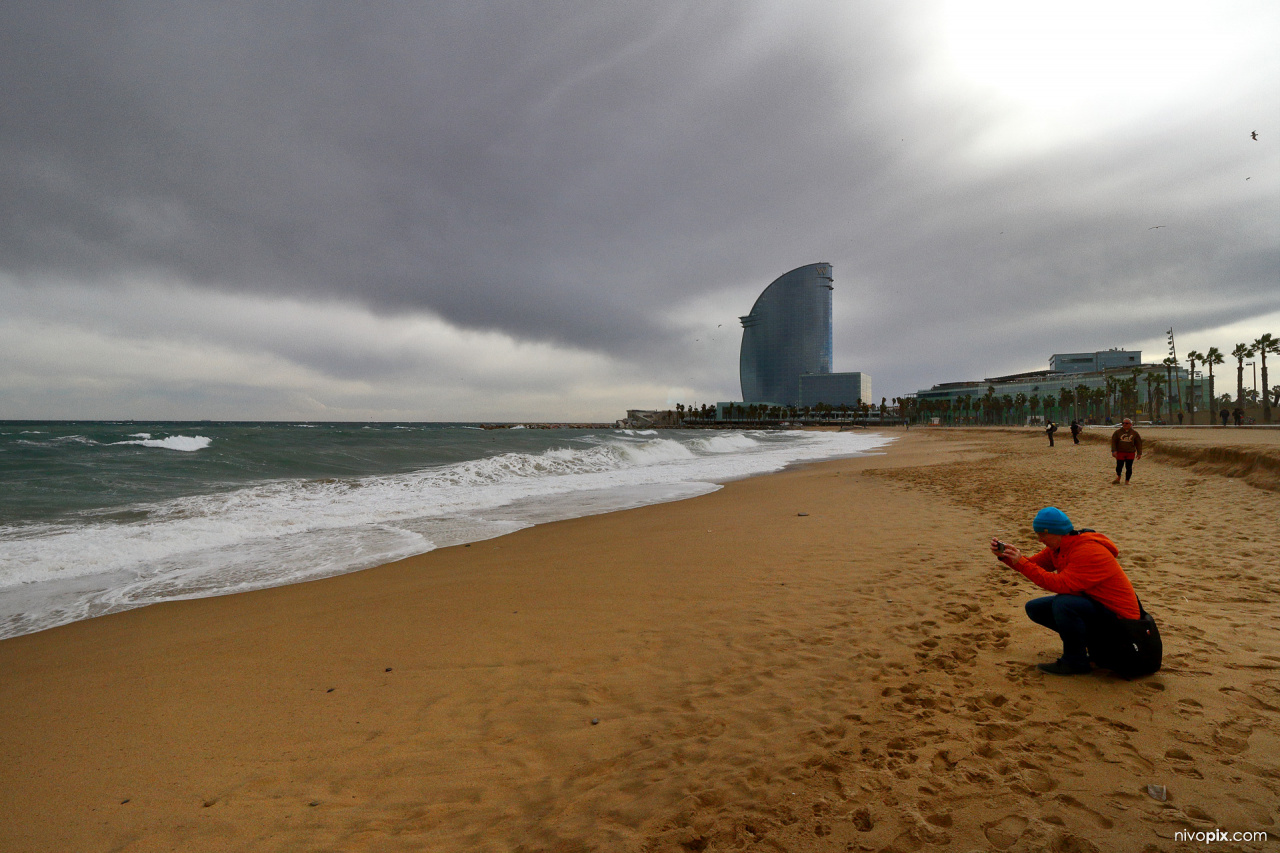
[1010,531,1140,619]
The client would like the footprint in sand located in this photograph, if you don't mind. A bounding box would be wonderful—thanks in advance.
[983,814,1028,849]
[1210,720,1253,754]
[1164,747,1203,779]
[1017,761,1056,793]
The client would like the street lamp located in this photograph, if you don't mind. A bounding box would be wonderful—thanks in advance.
[1248,361,1257,397]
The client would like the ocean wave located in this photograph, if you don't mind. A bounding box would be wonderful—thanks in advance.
[113,435,213,452]
[15,434,99,447]
[0,429,894,638]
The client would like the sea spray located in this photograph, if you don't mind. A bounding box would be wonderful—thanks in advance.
[0,423,894,638]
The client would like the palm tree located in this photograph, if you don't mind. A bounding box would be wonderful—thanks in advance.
[1153,385,1165,421]
[1233,343,1251,409]
[1127,367,1143,417]
[1118,377,1137,416]
[1185,350,1202,424]
[1254,333,1278,423]
[1056,388,1071,421]
[1103,375,1118,422]
[1014,392,1028,423]
[1076,384,1090,421]
[1162,356,1179,421]
[1202,347,1224,423]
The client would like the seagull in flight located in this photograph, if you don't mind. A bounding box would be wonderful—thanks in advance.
[1148,225,1166,229]
[1252,131,1258,140]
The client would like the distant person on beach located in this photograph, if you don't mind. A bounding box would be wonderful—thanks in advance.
[1110,418,1143,484]
[990,507,1158,676]
[1177,412,1184,425]
[1233,407,1244,426]
[1070,420,1081,444]
[1045,421,1057,446]
[1220,408,1229,427]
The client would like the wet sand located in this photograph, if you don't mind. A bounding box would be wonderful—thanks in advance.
[1,427,1277,852]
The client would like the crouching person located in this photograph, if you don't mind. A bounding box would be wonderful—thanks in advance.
[990,507,1161,677]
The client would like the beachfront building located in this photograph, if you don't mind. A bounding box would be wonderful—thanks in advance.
[1049,351,1144,373]
[739,263,834,405]
[912,350,1197,424]
[799,371,872,408]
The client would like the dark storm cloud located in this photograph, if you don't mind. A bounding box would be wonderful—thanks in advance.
[1,1,1277,408]
[0,3,906,349]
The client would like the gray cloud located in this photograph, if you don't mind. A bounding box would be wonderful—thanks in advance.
[2,1,1278,416]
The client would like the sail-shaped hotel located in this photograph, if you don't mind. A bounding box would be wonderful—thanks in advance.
[736,263,870,408]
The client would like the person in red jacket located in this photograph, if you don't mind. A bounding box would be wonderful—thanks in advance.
[1110,418,1143,484]
[990,506,1140,675]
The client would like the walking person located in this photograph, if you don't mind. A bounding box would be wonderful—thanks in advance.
[1070,420,1081,444]
[1111,418,1143,484]
[1219,408,1229,427]
[1045,421,1058,447]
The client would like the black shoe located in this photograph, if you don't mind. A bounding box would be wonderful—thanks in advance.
[1036,659,1091,675]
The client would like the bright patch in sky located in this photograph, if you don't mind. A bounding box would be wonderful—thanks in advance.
[938,1,1249,150]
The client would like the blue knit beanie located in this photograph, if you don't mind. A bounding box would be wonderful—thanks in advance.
[1033,507,1073,535]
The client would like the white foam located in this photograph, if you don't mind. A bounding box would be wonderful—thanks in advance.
[0,430,894,638]
[112,435,212,452]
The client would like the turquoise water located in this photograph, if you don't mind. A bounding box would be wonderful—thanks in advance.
[0,422,894,639]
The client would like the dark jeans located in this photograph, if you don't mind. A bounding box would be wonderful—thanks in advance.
[1025,595,1114,669]
[1115,457,1134,480]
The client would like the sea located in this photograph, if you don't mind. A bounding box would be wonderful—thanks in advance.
[0,422,894,640]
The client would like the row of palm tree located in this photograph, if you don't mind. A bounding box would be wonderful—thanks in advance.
[1178,333,1277,424]
[900,332,1278,426]
[896,383,1139,426]
[1230,333,1278,423]
[684,399,892,424]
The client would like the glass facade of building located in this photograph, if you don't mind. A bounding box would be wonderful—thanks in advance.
[739,263,833,405]
[914,353,1194,422]
[799,372,872,408]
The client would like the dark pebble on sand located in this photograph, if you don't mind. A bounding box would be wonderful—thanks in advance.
[385,667,392,672]
[591,718,599,725]
[121,799,130,805]
[797,512,809,516]
[326,688,335,693]
[309,801,319,807]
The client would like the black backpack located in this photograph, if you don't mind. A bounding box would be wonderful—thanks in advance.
[1071,529,1162,678]
[1086,594,1162,678]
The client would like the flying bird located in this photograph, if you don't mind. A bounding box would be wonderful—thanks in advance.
[1148,225,1166,229]
[1252,131,1258,140]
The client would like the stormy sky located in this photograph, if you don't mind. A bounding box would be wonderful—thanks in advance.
[2,1,1277,421]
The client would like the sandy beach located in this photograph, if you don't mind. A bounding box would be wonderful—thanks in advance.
[2,426,1277,852]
